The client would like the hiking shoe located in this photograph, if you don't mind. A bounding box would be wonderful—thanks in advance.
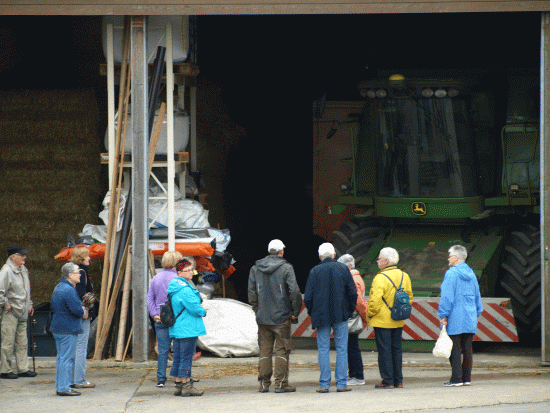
[274,385,296,393]
[375,382,394,389]
[57,390,81,396]
[444,382,463,387]
[463,382,471,386]
[181,382,204,397]
[72,381,95,388]
[347,378,365,386]
[18,371,37,378]
[157,381,165,387]
[316,387,329,393]
[337,387,352,392]
[394,382,404,388]
[0,373,18,379]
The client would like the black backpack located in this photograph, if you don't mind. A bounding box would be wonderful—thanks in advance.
[381,271,412,321]
[159,293,185,327]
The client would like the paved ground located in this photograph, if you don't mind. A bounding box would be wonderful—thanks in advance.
[2,348,549,413]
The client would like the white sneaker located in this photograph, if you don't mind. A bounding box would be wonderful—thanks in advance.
[347,378,365,386]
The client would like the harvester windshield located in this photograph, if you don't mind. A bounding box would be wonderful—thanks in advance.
[362,95,480,198]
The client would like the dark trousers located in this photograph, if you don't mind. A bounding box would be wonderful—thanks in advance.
[449,333,474,384]
[374,327,403,385]
[347,333,364,380]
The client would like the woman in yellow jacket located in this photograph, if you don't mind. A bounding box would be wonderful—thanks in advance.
[367,247,413,389]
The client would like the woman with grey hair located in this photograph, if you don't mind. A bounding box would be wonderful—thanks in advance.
[438,245,483,387]
[50,262,87,396]
[337,254,368,386]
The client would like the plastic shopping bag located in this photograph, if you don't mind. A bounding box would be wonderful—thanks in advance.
[433,325,453,358]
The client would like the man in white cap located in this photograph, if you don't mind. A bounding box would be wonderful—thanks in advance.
[305,242,357,393]
[0,244,36,379]
[248,239,302,393]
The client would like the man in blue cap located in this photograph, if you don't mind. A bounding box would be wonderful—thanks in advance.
[0,244,36,379]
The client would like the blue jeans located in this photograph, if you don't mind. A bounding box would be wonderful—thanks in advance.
[73,318,90,385]
[347,333,364,380]
[374,327,403,385]
[154,322,172,383]
[170,337,198,379]
[53,332,78,392]
[316,320,348,389]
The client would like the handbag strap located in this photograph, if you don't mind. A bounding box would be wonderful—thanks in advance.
[168,292,185,319]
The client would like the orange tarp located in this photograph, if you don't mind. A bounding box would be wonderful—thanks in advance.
[54,242,235,277]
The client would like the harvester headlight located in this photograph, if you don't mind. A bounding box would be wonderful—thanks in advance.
[421,88,434,98]
[375,89,387,98]
[366,90,376,98]
[359,88,368,98]
[510,184,520,192]
[340,182,350,193]
[448,88,459,97]
[435,88,447,98]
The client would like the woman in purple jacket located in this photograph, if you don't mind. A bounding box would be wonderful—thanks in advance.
[146,251,183,387]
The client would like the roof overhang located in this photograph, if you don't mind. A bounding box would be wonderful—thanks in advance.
[2,1,550,16]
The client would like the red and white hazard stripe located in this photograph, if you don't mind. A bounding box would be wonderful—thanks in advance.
[291,297,518,342]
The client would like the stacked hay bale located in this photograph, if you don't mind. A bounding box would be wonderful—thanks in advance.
[0,89,103,306]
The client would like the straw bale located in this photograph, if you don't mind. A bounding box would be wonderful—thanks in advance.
[0,89,103,305]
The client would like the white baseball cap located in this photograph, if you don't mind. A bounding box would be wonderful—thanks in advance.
[268,239,285,253]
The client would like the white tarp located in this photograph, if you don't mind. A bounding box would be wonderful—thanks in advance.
[199,298,259,358]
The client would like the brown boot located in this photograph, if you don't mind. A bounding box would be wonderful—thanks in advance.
[181,381,204,397]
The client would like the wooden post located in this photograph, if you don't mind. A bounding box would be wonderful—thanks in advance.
[541,12,550,365]
[115,251,132,362]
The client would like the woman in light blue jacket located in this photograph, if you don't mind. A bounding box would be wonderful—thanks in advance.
[438,245,483,387]
[167,258,207,397]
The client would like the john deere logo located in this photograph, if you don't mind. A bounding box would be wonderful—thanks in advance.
[411,202,427,216]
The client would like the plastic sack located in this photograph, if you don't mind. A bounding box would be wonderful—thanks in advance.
[348,312,364,334]
[433,325,453,358]
[198,298,259,357]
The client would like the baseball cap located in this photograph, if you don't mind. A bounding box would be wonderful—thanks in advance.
[268,239,285,253]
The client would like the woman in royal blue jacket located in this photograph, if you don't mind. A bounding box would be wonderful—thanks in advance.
[167,258,207,397]
[438,245,484,387]
[50,262,87,396]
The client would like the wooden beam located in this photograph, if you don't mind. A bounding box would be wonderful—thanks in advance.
[2,1,550,15]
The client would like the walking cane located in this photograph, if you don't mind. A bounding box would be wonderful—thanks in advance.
[29,314,36,373]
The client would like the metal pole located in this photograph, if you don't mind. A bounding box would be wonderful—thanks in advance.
[107,23,115,189]
[130,15,149,363]
[166,22,176,251]
[540,12,550,366]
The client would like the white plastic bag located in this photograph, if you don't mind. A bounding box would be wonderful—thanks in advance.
[433,325,453,358]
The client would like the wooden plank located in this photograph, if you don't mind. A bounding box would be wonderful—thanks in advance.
[100,152,189,165]
[99,63,199,78]
[2,1,550,15]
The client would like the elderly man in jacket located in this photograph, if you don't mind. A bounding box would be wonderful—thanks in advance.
[0,244,36,379]
[367,247,412,389]
[438,245,483,387]
[248,239,302,393]
[305,243,357,393]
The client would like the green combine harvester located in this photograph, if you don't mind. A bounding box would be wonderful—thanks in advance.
[329,74,540,343]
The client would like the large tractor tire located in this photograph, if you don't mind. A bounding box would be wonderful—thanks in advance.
[332,217,382,267]
[500,224,541,344]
